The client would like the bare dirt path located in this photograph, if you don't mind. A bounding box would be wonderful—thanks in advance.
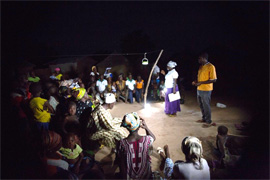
[94,91,251,178]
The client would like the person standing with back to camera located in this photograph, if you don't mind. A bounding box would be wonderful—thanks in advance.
[161,61,181,117]
[192,53,217,127]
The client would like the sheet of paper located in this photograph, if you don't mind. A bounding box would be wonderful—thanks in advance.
[168,91,181,102]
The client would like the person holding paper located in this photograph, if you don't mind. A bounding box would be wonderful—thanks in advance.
[161,61,181,117]
[192,53,217,127]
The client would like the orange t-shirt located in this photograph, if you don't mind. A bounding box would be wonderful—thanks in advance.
[135,80,144,89]
[197,63,217,91]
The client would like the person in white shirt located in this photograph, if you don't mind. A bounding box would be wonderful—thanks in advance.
[160,61,181,117]
[90,66,99,80]
[125,73,136,104]
[96,74,108,103]
[158,136,210,180]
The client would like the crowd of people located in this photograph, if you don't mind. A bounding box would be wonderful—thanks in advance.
[8,54,245,179]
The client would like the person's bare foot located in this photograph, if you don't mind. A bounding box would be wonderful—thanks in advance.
[164,145,170,159]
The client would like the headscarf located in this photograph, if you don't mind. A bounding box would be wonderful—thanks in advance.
[55,67,61,72]
[167,61,177,68]
[105,93,116,104]
[75,88,86,101]
[91,66,96,72]
[121,112,140,132]
[181,136,203,166]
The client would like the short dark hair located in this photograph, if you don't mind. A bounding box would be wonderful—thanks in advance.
[29,82,42,95]
[199,53,209,60]
[68,101,76,108]
[218,125,228,136]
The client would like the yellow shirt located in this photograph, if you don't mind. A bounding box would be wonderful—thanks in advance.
[60,144,82,159]
[55,74,63,80]
[116,80,126,91]
[135,80,144,89]
[197,63,217,91]
[29,97,51,123]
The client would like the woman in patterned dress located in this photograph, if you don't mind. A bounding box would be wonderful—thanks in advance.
[117,112,156,179]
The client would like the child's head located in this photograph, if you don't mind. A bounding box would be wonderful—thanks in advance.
[217,125,228,136]
[29,82,42,96]
[49,85,59,96]
[68,101,77,116]
[137,75,141,81]
[62,133,76,149]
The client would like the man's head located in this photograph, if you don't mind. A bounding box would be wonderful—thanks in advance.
[217,125,228,136]
[128,73,132,80]
[100,74,104,81]
[198,53,209,65]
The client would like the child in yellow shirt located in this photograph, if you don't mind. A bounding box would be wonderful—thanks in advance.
[29,83,54,130]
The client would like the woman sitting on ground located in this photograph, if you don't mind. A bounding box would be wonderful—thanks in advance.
[80,93,128,151]
[158,136,210,179]
[117,112,156,179]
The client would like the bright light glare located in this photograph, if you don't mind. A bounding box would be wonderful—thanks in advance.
[145,103,151,109]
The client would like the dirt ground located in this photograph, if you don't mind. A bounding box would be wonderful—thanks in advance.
[94,91,251,179]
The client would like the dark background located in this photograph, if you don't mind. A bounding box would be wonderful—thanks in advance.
[1,1,269,179]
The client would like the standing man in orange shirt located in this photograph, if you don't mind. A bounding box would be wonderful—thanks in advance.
[192,53,217,127]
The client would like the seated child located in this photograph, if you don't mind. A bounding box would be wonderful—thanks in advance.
[29,83,54,130]
[215,125,242,168]
[62,101,81,146]
[60,133,90,174]
[112,82,117,94]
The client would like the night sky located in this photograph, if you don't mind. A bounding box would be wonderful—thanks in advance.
[1,1,269,178]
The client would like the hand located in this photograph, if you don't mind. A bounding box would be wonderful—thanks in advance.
[133,90,135,94]
[161,70,166,75]
[194,82,202,86]
[173,89,176,94]
[140,117,148,129]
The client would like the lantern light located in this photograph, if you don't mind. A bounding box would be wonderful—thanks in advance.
[142,53,149,65]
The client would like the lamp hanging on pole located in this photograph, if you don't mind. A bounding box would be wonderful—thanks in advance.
[142,53,149,65]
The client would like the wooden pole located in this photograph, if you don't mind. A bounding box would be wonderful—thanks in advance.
[144,49,164,107]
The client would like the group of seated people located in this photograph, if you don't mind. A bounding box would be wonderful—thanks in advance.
[10,67,245,179]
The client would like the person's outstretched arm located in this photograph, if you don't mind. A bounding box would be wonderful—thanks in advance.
[140,117,156,141]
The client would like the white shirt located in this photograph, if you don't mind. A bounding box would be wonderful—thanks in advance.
[96,79,108,92]
[90,72,99,76]
[165,69,178,88]
[153,65,160,75]
[125,79,136,90]
[173,158,210,180]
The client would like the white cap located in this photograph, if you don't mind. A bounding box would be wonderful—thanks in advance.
[167,61,177,68]
[105,93,116,104]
